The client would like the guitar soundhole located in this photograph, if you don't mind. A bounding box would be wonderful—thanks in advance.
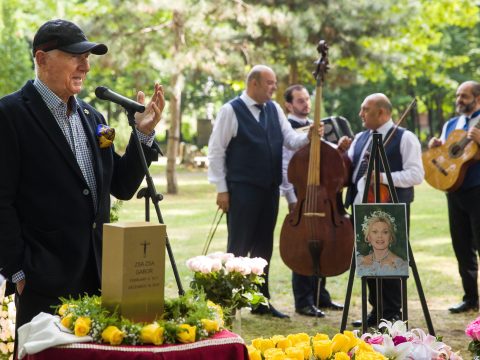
[448,143,463,159]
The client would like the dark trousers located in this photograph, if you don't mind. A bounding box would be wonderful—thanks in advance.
[292,273,331,309]
[365,204,410,319]
[226,182,279,299]
[447,185,480,304]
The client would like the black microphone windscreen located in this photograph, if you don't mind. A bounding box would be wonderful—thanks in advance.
[95,86,109,99]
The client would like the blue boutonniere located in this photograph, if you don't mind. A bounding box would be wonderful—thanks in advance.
[96,124,115,149]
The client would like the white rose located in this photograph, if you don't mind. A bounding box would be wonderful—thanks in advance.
[249,257,268,275]
[210,258,222,272]
[0,342,8,354]
[7,342,14,352]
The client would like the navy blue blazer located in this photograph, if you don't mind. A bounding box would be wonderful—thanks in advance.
[0,80,158,297]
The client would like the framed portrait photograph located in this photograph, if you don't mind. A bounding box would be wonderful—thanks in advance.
[354,203,409,277]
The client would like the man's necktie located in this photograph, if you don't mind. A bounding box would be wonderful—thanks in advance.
[254,104,267,128]
[464,116,470,131]
[355,131,377,184]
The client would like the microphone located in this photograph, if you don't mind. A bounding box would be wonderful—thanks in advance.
[95,86,145,113]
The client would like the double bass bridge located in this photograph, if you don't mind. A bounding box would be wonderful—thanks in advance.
[304,212,326,217]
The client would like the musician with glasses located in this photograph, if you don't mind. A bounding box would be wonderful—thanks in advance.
[428,80,480,314]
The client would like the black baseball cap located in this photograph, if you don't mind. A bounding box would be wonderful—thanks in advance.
[32,19,108,56]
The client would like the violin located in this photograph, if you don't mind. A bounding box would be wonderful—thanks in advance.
[366,98,417,203]
[279,41,354,277]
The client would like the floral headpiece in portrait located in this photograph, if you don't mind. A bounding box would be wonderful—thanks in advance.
[361,210,397,245]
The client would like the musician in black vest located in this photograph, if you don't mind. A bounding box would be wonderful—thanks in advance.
[339,93,424,327]
[428,81,480,313]
[280,84,344,317]
[208,65,311,318]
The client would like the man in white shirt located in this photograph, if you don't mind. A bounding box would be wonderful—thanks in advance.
[428,81,480,314]
[339,93,424,327]
[208,65,310,318]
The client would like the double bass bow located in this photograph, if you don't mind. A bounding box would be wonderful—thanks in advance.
[279,41,354,277]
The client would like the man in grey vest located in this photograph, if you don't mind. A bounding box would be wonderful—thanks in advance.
[208,65,311,318]
[339,93,424,327]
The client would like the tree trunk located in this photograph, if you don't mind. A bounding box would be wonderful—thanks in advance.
[166,10,185,194]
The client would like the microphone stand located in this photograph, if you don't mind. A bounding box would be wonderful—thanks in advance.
[126,108,184,296]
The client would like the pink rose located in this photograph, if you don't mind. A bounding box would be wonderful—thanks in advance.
[466,317,480,341]
[366,335,384,345]
[392,335,408,346]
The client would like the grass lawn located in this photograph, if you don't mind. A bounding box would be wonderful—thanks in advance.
[116,163,474,357]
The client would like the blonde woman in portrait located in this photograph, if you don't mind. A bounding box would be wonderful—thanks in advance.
[357,210,409,277]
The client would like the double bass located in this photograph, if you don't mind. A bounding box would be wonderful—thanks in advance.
[279,41,354,277]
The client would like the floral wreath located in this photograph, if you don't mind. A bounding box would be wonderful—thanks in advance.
[361,209,397,236]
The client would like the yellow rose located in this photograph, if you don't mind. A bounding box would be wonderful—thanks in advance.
[276,338,293,350]
[266,354,287,360]
[264,348,285,358]
[287,333,310,345]
[177,324,196,343]
[313,333,330,341]
[58,304,69,316]
[271,335,286,345]
[334,351,351,360]
[355,351,387,360]
[101,326,124,345]
[331,333,350,353]
[247,346,262,360]
[295,341,312,359]
[140,323,164,345]
[343,330,359,350]
[313,340,332,360]
[60,313,73,329]
[201,318,220,333]
[74,316,92,337]
[285,346,304,360]
[252,338,275,353]
[356,340,375,353]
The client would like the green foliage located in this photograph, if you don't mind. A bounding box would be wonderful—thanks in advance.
[0,0,33,97]
[57,292,222,345]
[109,199,123,223]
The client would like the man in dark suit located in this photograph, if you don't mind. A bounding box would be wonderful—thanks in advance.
[0,19,164,331]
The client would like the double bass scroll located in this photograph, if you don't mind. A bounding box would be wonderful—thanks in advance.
[279,41,354,277]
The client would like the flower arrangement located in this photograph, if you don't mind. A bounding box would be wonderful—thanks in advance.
[245,320,462,360]
[57,292,223,346]
[246,330,385,360]
[466,316,480,358]
[186,252,267,317]
[0,282,15,360]
[361,319,462,360]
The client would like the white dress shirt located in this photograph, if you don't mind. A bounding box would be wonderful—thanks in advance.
[440,113,480,143]
[347,120,424,204]
[280,115,311,204]
[208,92,309,193]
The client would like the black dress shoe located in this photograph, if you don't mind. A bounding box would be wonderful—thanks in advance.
[351,313,377,328]
[319,301,344,311]
[251,303,290,318]
[448,301,479,313]
[295,305,325,317]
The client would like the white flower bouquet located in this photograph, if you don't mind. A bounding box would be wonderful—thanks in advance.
[186,252,267,317]
[0,281,15,360]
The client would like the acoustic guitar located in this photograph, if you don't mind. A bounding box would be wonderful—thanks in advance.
[423,125,480,192]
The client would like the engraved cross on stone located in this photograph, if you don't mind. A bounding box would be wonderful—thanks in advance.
[141,240,151,258]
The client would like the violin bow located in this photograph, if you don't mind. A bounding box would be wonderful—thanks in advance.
[383,97,417,147]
